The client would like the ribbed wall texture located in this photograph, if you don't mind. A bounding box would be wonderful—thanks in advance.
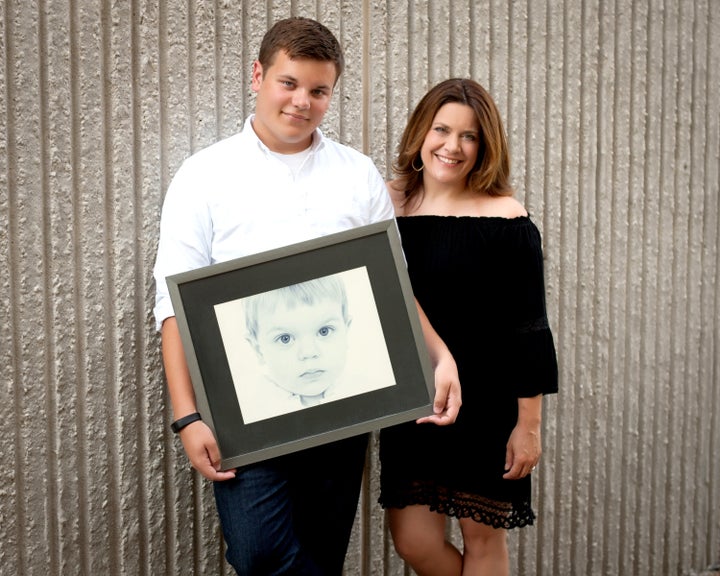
[2,1,719,575]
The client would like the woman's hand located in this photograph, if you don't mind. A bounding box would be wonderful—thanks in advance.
[417,351,462,426]
[503,395,543,479]
[413,299,462,426]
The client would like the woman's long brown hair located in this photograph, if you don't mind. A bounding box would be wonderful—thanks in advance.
[392,78,513,206]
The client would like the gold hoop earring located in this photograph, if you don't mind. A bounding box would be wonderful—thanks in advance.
[411,156,424,172]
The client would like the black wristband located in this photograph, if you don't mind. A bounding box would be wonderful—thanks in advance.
[170,412,202,433]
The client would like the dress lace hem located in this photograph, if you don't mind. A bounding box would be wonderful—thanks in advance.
[379,481,536,530]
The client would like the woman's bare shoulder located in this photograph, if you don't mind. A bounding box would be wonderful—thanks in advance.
[483,194,528,218]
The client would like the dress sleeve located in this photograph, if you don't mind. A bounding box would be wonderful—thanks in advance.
[507,221,559,398]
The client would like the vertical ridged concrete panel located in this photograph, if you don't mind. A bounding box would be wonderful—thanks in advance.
[1,1,718,575]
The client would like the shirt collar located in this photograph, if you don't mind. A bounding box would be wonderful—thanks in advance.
[242,114,326,155]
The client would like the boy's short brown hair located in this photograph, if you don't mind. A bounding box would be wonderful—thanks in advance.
[258,17,344,83]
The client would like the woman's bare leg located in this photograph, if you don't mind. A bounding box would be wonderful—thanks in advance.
[388,506,462,576]
[458,518,509,576]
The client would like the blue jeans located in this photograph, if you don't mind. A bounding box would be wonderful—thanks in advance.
[213,434,369,575]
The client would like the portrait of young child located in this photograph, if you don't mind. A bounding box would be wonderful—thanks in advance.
[215,267,396,423]
[244,274,351,407]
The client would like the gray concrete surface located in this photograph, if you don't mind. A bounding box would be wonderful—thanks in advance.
[2,1,719,574]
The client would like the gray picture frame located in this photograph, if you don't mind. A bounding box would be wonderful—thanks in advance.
[166,219,434,470]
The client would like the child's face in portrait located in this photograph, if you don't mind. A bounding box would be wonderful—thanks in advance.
[253,298,350,398]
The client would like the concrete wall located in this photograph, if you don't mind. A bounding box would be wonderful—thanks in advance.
[2,1,719,574]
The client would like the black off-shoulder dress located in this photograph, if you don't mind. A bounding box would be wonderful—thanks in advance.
[379,215,558,529]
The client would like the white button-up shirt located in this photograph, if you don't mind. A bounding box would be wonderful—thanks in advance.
[153,116,394,330]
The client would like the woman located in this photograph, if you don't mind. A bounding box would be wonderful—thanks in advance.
[379,78,558,575]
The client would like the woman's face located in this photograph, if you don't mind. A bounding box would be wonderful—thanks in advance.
[419,102,480,187]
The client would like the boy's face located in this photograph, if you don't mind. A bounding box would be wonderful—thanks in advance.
[251,50,337,154]
[253,298,350,398]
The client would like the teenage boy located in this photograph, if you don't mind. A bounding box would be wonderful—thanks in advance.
[153,17,460,575]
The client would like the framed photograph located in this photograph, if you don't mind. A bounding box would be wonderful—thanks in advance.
[166,219,434,470]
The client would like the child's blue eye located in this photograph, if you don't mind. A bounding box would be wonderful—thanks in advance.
[318,326,334,337]
[275,334,293,344]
